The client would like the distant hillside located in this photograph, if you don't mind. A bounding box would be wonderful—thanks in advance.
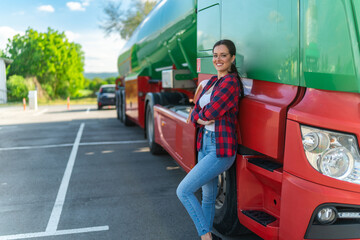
[84,72,118,79]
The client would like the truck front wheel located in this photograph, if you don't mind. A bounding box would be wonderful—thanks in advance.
[146,105,163,154]
[213,163,249,236]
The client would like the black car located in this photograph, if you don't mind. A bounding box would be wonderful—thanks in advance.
[97,84,116,110]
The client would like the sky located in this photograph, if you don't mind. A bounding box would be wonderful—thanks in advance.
[0,0,138,73]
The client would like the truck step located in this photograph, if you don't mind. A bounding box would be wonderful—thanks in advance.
[242,210,277,227]
[246,157,283,184]
[248,158,282,172]
[237,156,280,240]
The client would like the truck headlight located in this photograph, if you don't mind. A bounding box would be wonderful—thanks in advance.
[301,125,360,184]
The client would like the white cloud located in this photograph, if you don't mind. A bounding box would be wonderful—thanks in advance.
[70,30,125,73]
[81,0,91,7]
[66,2,86,11]
[37,5,55,13]
[0,26,23,50]
[66,0,92,11]
[65,30,81,42]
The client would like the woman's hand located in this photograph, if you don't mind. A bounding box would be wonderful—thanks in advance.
[197,119,215,125]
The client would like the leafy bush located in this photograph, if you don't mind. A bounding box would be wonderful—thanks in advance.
[6,75,28,101]
[86,77,108,94]
[73,89,93,98]
[104,77,116,84]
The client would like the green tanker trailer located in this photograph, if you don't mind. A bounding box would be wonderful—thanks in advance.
[117,0,360,239]
[116,0,197,126]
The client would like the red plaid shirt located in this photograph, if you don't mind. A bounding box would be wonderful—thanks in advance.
[191,73,240,157]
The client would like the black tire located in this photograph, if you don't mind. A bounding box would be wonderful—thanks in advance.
[116,91,123,122]
[121,90,134,126]
[97,103,102,110]
[146,104,163,154]
[116,96,120,119]
[213,163,249,236]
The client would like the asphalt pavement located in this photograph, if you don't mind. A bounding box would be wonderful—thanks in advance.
[0,104,262,240]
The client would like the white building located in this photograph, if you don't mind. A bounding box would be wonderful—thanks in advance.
[0,58,12,104]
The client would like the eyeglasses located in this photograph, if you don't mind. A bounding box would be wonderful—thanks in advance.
[212,53,230,59]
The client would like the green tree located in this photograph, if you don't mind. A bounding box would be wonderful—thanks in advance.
[104,76,116,84]
[4,28,85,99]
[88,77,108,94]
[100,0,157,39]
[6,75,28,101]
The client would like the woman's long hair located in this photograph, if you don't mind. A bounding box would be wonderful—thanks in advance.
[213,39,244,97]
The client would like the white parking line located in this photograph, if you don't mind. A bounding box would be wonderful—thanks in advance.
[0,225,109,240]
[46,123,84,232]
[33,109,48,116]
[0,143,73,151]
[79,140,147,146]
[0,122,112,239]
[0,140,147,151]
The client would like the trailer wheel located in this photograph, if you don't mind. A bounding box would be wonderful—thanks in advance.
[213,163,249,236]
[116,93,120,119]
[146,104,163,154]
[122,90,133,126]
[117,91,123,122]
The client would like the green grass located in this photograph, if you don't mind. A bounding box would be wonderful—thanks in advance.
[1,97,97,107]
[38,97,97,105]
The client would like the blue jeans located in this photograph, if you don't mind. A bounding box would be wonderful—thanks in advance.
[176,129,236,236]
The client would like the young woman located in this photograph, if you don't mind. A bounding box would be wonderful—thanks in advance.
[176,39,243,240]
